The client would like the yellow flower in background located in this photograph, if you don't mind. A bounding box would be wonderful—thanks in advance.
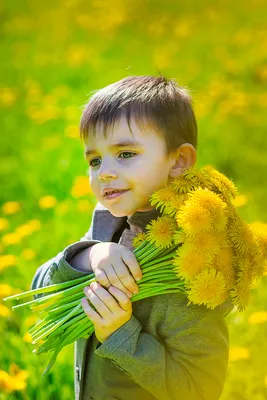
[229,347,250,362]
[0,364,28,393]
[27,219,42,231]
[21,248,36,260]
[231,195,248,208]
[0,87,17,107]
[0,283,17,298]
[187,268,227,309]
[2,233,21,246]
[2,201,21,215]
[23,332,33,343]
[0,254,17,271]
[71,176,92,198]
[64,124,79,139]
[132,232,146,248]
[77,199,92,213]
[39,195,57,209]
[0,304,11,317]
[56,200,70,216]
[248,311,267,325]
[0,218,9,231]
[146,216,176,248]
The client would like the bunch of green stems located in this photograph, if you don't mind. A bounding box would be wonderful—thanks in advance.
[4,240,184,375]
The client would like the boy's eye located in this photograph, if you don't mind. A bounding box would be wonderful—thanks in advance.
[119,151,136,159]
[89,158,101,167]
[88,152,136,168]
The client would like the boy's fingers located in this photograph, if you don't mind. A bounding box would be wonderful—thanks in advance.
[108,287,132,312]
[81,297,103,324]
[94,267,111,288]
[105,265,133,298]
[121,250,142,282]
[83,284,115,318]
[112,259,139,295]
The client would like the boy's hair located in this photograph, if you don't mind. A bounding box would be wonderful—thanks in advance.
[80,75,197,155]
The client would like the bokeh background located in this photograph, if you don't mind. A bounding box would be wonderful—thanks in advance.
[1,0,267,399]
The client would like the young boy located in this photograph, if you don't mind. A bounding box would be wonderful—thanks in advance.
[31,75,233,400]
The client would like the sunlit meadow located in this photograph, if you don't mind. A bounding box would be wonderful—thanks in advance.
[1,0,267,399]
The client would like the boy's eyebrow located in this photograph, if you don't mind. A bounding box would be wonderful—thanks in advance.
[84,140,142,158]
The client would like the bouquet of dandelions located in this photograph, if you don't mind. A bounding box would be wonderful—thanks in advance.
[4,165,267,375]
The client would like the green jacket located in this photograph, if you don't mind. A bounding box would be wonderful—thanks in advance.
[31,203,233,400]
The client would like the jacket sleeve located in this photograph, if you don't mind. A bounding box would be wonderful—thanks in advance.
[30,225,101,292]
[94,292,233,400]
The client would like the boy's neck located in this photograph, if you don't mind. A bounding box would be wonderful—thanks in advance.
[126,207,162,233]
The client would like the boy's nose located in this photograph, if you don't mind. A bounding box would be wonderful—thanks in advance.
[98,165,118,181]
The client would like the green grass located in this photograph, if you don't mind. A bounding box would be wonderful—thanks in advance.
[1,0,267,398]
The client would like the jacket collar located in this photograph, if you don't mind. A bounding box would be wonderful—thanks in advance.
[92,202,162,241]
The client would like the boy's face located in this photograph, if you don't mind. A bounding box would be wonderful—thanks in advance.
[84,116,176,217]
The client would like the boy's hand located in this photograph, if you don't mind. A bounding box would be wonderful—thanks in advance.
[81,282,132,343]
[89,242,142,298]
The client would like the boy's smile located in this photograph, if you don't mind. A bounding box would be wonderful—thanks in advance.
[84,116,181,218]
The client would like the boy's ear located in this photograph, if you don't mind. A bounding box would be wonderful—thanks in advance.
[169,143,197,178]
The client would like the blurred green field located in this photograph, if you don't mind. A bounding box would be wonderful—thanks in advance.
[1,0,267,399]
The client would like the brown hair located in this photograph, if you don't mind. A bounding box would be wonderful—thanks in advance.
[80,75,197,155]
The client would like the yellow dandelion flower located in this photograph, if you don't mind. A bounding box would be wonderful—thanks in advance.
[21,248,36,260]
[39,195,57,209]
[173,230,187,245]
[170,176,196,195]
[149,187,177,213]
[202,166,238,199]
[2,201,21,215]
[0,218,9,231]
[146,216,176,248]
[176,202,213,234]
[132,232,147,249]
[173,245,208,281]
[228,217,254,255]
[230,280,251,311]
[229,347,250,362]
[163,194,187,217]
[0,304,11,317]
[248,311,267,325]
[182,166,210,187]
[186,268,227,309]
[250,222,267,259]
[0,254,17,271]
[189,187,227,214]
[187,231,222,256]
[211,246,236,289]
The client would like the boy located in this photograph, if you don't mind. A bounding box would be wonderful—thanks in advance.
[31,75,233,400]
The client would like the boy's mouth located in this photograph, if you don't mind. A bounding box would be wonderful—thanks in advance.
[103,189,130,199]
